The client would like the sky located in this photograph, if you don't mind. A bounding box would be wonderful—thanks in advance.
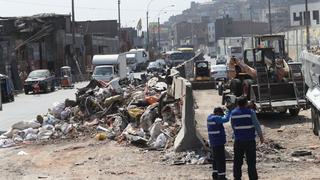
[0,0,209,30]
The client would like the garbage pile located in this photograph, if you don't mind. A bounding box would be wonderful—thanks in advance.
[0,76,181,150]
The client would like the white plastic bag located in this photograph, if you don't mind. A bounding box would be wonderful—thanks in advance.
[153,133,167,149]
[51,102,65,119]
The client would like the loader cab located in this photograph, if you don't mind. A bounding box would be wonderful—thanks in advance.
[194,61,211,81]
[244,48,275,69]
[255,35,286,59]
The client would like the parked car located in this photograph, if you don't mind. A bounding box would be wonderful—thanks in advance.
[211,64,227,82]
[147,61,165,74]
[24,69,55,94]
[0,74,14,103]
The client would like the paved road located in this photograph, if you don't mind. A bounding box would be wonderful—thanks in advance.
[0,82,88,131]
[0,72,146,131]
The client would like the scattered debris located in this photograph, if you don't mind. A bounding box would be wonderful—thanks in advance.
[17,151,28,156]
[292,150,312,157]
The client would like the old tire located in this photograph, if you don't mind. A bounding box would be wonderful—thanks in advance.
[311,106,320,136]
[289,108,300,116]
[24,90,29,95]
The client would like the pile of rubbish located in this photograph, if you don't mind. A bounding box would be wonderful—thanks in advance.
[0,75,182,150]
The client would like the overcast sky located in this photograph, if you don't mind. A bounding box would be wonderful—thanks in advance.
[0,0,208,29]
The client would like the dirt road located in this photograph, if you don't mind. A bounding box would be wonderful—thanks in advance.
[0,90,319,180]
[194,90,320,180]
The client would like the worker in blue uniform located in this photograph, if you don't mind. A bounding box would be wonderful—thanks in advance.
[230,96,265,180]
[207,107,231,180]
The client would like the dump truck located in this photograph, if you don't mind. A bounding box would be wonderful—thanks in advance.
[300,50,320,136]
[221,47,307,116]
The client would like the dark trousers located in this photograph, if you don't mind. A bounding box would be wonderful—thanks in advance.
[212,145,226,180]
[233,140,258,180]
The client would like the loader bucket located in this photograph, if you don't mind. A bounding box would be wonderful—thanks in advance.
[252,83,297,102]
[191,80,216,90]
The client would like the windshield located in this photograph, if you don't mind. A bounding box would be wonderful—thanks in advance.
[28,70,49,78]
[182,52,195,60]
[168,53,184,60]
[230,47,242,54]
[212,65,227,71]
[197,62,208,68]
[93,66,113,76]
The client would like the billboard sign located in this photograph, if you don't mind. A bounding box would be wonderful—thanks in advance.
[291,2,320,27]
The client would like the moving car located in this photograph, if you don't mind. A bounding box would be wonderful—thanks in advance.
[211,64,227,82]
[24,69,55,94]
[0,74,14,102]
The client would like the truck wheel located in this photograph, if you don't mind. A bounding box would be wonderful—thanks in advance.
[24,90,29,95]
[289,108,300,116]
[311,106,319,136]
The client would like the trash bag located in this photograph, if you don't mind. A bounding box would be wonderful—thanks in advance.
[25,133,38,141]
[11,121,41,130]
[140,105,158,132]
[154,82,167,91]
[147,77,159,88]
[149,118,163,143]
[0,139,15,148]
[61,107,72,120]
[128,108,145,120]
[109,78,123,94]
[152,133,167,149]
[51,102,66,119]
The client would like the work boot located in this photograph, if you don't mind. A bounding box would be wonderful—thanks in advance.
[212,172,218,180]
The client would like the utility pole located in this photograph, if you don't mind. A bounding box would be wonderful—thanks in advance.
[71,0,83,81]
[146,0,155,51]
[146,11,149,51]
[72,0,76,51]
[305,0,310,50]
[268,0,272,35]
[158,17,160,51]
[118,0,121,52]
[250,5,254,48]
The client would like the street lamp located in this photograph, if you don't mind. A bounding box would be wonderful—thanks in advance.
[156,5,175,52]
[146,0,156,51]
[118,0,121,52]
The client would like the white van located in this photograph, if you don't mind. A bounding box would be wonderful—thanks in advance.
[129,49,149,71]
[92,54,127,82]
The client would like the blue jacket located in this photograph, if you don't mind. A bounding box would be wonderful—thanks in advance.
[207,112,231,147]
[230,107,257,141]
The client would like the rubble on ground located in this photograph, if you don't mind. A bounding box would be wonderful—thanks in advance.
[0,73,209,163]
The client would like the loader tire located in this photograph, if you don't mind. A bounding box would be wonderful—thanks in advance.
[289,108,300,116]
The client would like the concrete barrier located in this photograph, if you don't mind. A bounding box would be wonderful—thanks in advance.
[0,87,2,111]
[170,75,204,152]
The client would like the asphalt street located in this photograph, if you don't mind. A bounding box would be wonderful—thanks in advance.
[0,72,146,132]
[0,82,88,131]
